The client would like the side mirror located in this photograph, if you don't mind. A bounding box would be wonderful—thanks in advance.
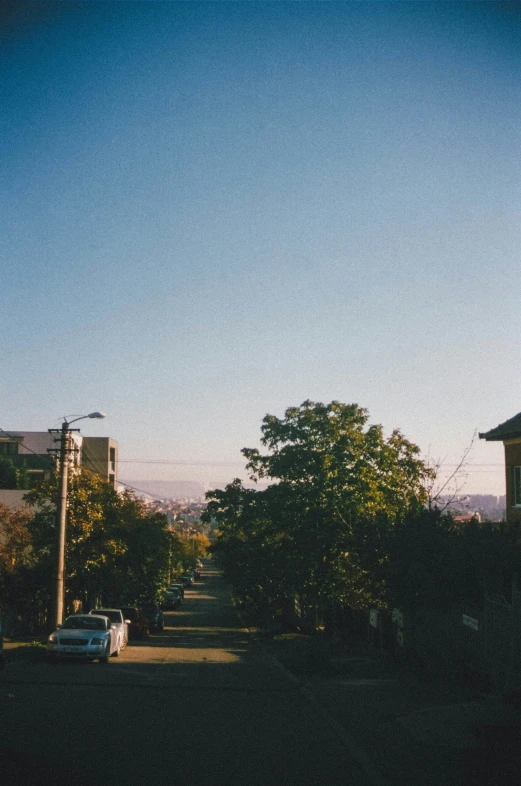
[124,619,131,625]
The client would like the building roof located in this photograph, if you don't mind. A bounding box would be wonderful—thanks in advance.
[479,413,521,442]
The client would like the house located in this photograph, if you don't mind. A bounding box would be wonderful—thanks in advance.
[0,430,118,495]
[452,513,482,525]
[479,413,521,524]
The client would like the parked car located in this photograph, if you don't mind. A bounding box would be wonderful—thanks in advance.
[47,614,119,663]
[89,608,129,651]
[120,607,149,639]
[168,583,185,599]
[142,603,164,633]
[167,586,184,603]
[181,573,194,587]
[162,589,181,610]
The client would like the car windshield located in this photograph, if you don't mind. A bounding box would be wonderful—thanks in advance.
[62,616,106,631]
[92,610,121,623]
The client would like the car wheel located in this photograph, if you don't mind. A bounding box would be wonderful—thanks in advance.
[112,640,121,657]
[99,643,110,664]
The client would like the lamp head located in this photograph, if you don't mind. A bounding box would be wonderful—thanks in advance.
[87,412,106,419]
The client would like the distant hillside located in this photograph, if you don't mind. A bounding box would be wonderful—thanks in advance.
[122,478,272,499]
[123,480,205,499]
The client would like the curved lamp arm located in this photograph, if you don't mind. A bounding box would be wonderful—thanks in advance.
[65,412,106,426]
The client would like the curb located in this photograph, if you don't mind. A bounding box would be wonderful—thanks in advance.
[300,685,387,786]
[2,643,47,667]
[237,613,386,786]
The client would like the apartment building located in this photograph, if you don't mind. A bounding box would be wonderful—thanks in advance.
[0,431,118,489]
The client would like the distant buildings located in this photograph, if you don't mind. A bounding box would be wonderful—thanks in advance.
[440,494,506,523]
[452,513,481,525]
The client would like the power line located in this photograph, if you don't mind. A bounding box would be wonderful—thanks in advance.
[116,458,505,468]
[117,480,173,500]
[0,426,56,467]
[80,442,111,478]
[117,459,246,466]
[0,428,506,474]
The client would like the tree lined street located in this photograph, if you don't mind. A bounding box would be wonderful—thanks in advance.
[0,565,373,786]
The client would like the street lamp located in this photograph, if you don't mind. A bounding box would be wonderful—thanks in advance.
[54,412,106,627]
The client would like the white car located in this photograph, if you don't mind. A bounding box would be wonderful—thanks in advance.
[89,608,130,652]
[47,614,119,663]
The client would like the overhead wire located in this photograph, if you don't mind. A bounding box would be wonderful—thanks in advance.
[0,425,58,468]
[80,442,113,478]
[0,427,506,480]
[117,480,174,500]
[117,459,245,466]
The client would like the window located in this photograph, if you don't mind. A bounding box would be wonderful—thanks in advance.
[28,471,45,489]
[0,441,18,456]
[514,467,521,506]
[109,447,116,472]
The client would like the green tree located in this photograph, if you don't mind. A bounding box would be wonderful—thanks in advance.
[245,401,431,609]
[16,461,31,490]
[0,457,32,490]
[0,503,42,632]
[206,401,433,628]
[378,507,459,613]
[0,457,18,489]
[24,469,173,616]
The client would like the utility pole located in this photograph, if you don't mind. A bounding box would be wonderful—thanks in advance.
[49,411,106,628]
[55,421,70,628]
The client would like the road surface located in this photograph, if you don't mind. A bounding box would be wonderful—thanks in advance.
[0,565,372,786]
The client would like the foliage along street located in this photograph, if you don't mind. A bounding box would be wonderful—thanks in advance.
[204,401,519,638]
[0,471,209,635]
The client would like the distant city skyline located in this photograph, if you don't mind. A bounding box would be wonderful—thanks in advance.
[3,2,518,498]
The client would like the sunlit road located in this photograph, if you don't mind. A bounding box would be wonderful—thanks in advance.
[0,566,372,786]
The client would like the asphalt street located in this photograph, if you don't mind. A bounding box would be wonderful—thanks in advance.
[0,566,373,786]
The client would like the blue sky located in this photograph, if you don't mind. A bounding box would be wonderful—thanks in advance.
[2,2,520,494]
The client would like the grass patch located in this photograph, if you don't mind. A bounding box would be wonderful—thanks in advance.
[3,641,47,663]
[264,632,332,678]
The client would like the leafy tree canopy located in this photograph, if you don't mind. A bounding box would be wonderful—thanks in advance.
[0,457,18,489]
[206,401,434,624]
[243,400,432,521]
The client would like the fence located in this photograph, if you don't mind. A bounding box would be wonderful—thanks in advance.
[367,578,521,692]
[481,579,521,691]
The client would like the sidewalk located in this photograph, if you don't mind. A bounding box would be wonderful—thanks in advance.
[2,636,46,664]
[260,635,521,786]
